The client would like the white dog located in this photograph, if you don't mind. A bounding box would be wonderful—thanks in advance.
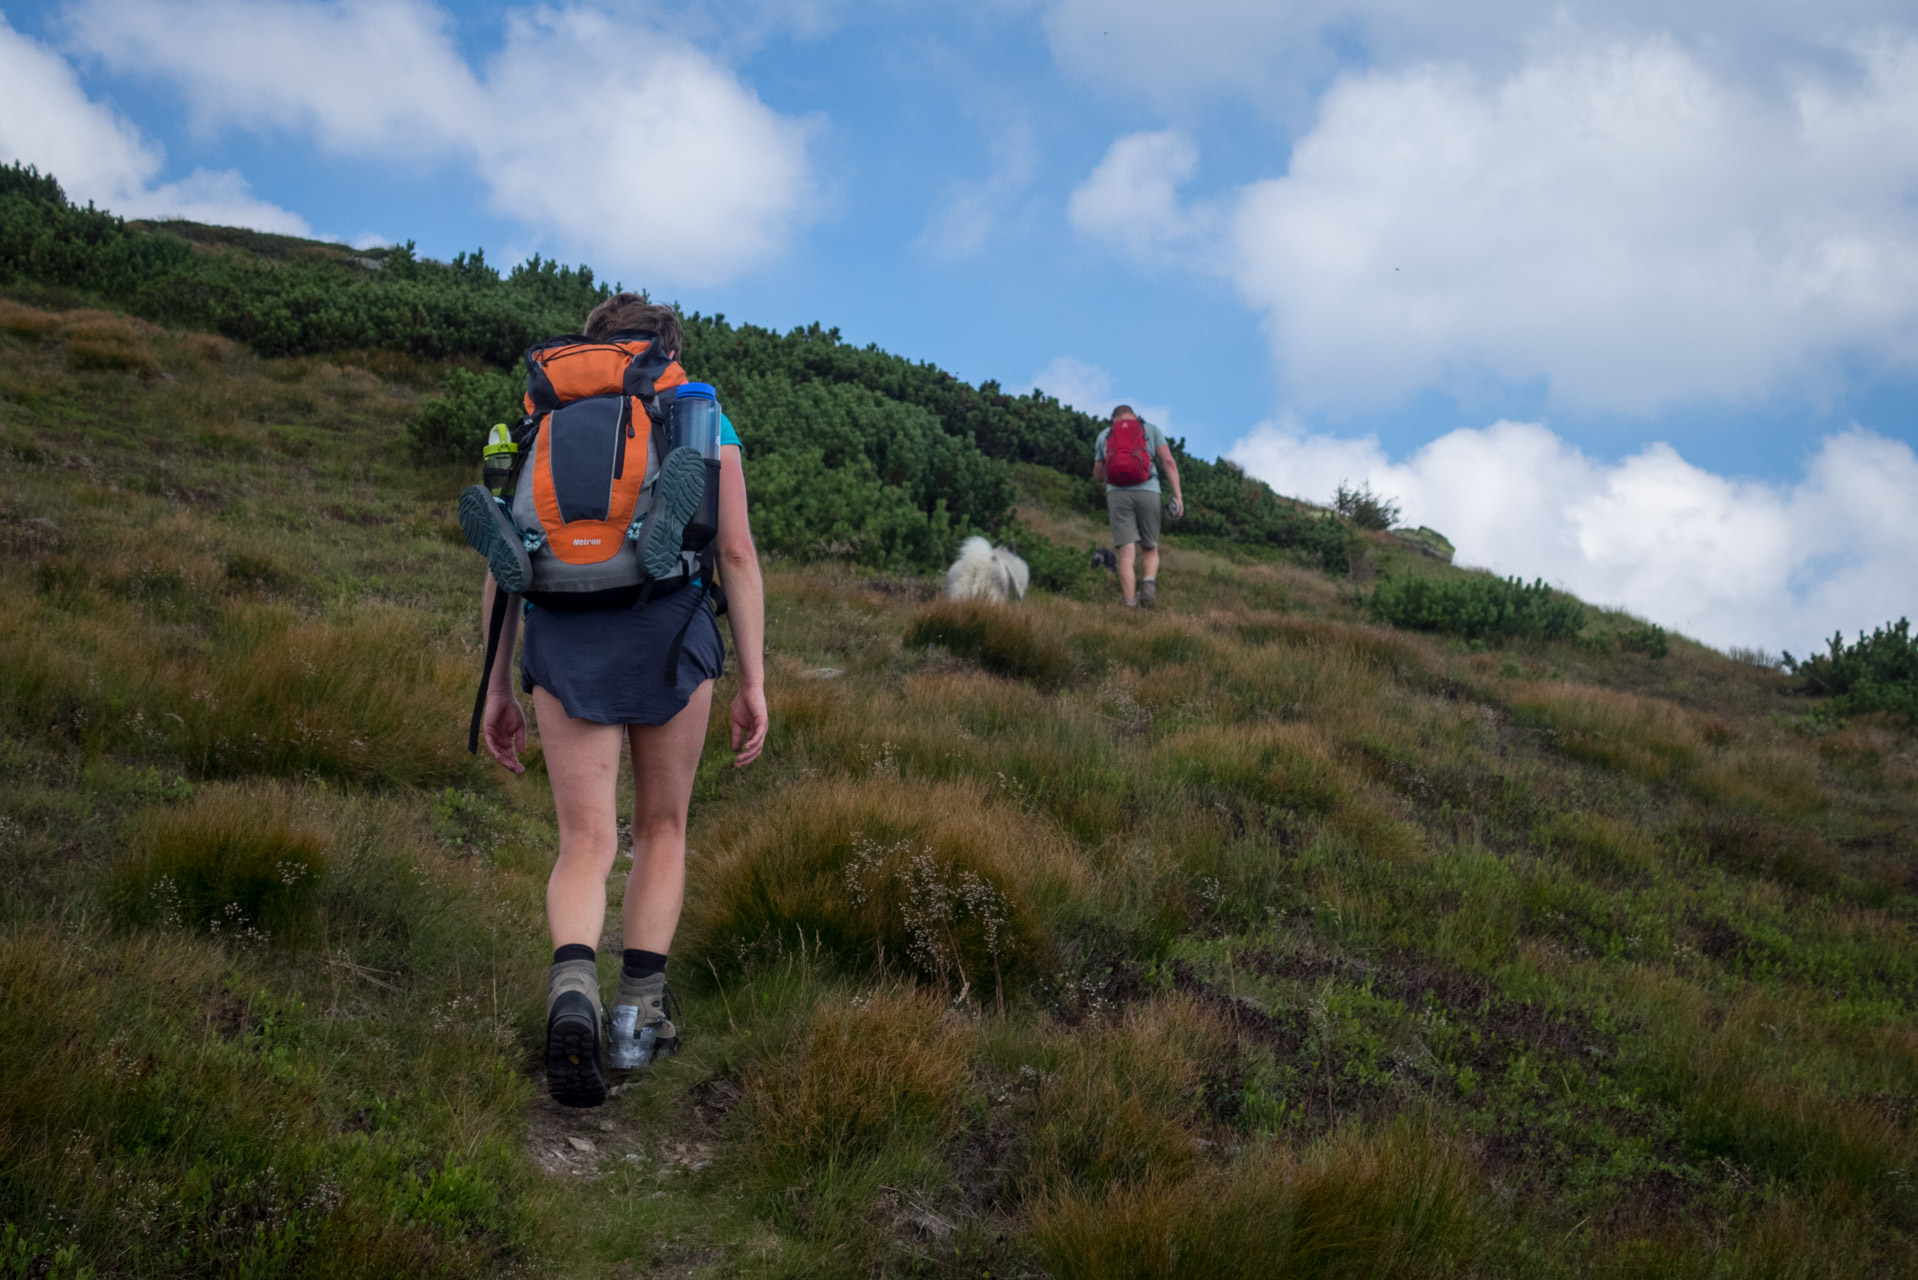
[944,536,1030,603]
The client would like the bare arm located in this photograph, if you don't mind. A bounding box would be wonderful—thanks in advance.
[714,444,767,766]
[479,574,527,773]
[1155,443,1184,516]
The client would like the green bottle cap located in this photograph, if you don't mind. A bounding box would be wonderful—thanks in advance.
[483,423,517,457]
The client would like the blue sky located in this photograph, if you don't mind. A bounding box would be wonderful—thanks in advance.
[3,0,1915,652]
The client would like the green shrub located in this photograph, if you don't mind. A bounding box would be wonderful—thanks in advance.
[406,366,523,465]
[1620,621,1671,658]
[112,789,326,940]
[1785,617,1918,721]
[1016,529,1101,597]
[1333,479,1401,531]
[1370,573,1585,642]
[906,598,1074,687]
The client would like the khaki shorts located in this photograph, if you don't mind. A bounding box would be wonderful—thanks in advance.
[1106,488,1162,549]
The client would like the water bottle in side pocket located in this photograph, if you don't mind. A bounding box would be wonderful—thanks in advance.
[669,383,722,552]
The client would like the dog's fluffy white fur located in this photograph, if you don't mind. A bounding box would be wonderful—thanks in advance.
[944,536,1030,603]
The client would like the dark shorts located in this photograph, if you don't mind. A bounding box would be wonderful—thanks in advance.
[520,584,725,726]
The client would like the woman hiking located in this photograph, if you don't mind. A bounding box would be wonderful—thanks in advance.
[464,293,767,1108]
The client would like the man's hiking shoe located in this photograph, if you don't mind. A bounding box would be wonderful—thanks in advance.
[608,972,682,1071]
[545,958,607,1108]
[1140,579,1157,607]
[458,485,532,594]
[636,447,707,581]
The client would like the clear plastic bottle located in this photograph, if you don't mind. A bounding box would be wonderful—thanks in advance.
[669,384,723,460]
[481,423,518,495]
[670,384,722,551]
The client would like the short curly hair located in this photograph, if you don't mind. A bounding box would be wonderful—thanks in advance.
[583,291,682,355]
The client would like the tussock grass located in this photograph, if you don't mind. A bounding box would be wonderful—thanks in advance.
[1025,997,1235,1194]
[1506,681,1705,784]
[1157,722,1422,862]
[737,985,969,1180]
[4,595,475,787]
[682,776,1085,996]
[906,598,1074,687]
[1033,1122,1490,1280]
[113,784,327,940]
[0,925,533,1277]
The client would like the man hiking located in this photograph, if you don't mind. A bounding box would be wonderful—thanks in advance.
[463,292,767,1108]
[1093,404,1184,607]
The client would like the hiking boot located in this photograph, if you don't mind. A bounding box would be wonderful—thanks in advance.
[608,972,681,1071]
[458,485,532,594]
[545,958,607,1108]
[635,447,707,581]
[1122,596,1139,608]
[1140,579,1157,607]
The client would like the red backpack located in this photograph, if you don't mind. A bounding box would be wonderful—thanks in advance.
[1106,416,1153,487]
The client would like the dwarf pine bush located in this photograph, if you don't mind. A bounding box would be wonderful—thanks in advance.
[1785,617,1918,721]
[1370,572,1586,642]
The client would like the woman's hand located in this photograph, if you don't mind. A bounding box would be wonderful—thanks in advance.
[730,683,768,767]
[482,689,527,774]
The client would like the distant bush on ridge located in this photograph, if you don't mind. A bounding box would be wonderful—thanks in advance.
[1370,573,1586,642]
[1785,617,1918,721]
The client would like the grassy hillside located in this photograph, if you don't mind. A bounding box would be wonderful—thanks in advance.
[2,247,1915,1274]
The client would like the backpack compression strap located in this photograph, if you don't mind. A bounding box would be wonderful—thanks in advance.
[468,586,512,755]
[660,544,722,688]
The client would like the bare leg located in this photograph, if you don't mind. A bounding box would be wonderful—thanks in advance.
[623,681,714,954]
[1142,547,1160,582]
[1116,542,1137,602]
[532,687,625,950]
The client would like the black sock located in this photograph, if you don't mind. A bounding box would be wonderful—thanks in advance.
[552,943,595,966]
[622,949,668,981]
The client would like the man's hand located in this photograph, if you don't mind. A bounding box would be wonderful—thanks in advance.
[1168,496,1184,520]
[482,689,526,774]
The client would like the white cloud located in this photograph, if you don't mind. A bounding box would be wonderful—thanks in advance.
[1066,130,1206,262]
[1070,40,1918,414]
[1228,419,1918,654]
[1230,39,1918,411]
[63,0,820,285]
[0,13,307,233]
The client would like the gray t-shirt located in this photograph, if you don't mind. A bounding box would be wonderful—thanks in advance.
[1094,420,1167,494]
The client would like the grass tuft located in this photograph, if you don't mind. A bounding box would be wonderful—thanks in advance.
[112,785,326,941]
[906,598,1074,688]
[737,985,969,1181]
[1032,1120,1489,1280]
[683,777,1080,997]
